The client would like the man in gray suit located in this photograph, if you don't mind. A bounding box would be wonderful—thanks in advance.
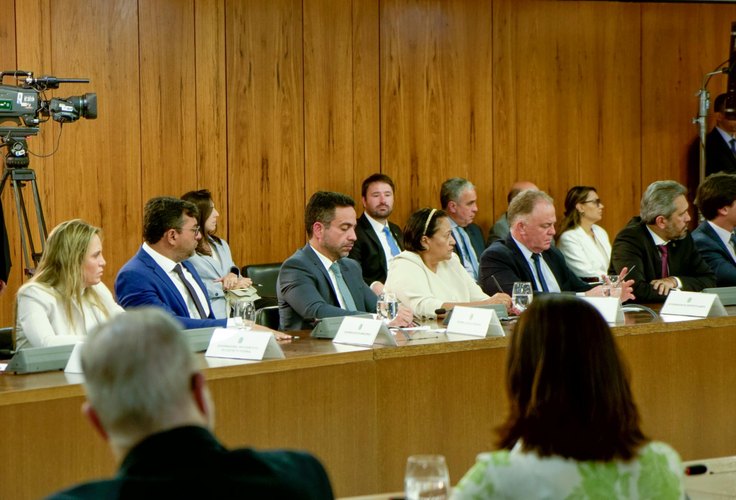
[278,191,413,331]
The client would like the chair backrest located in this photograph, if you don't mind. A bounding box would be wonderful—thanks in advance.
[255,305,280,330]
[0,326,13,359]
[244,262,282,300]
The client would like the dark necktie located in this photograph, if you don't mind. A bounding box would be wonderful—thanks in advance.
[383,226,401,257]
[330,262,357,311]
[531,253,549,292]
[657,244,669,279]
[173,263,207,319]
[730,138,736,155]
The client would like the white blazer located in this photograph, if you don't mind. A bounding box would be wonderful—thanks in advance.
[15,281,123,349]
[557,224,612,279]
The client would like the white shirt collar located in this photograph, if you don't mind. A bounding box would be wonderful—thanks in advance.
[717,126,736,143]
[707,220,734,248]
[645,225,668,246]
[510,234,535,260]
[309,243,337,273]
[364,213,389,233]
[142,242,179,273]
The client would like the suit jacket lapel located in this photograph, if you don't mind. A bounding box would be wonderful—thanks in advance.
[360,215,388,273]
[506,237,536,283]
[303,245,340,305]
[137,248,190,313]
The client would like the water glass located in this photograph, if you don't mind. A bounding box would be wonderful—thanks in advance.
[512,282,533,312]
[405,455,450,500]
[231,299,256,331]
[377,292,399,322]
[603,275,622,299]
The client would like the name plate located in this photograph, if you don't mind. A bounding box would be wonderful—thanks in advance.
[581,297,624,324]
[661,290,727,318]
[333,316,398,347]
[205,328,285,360]
[64,342,85,374]
[446,306,504,338]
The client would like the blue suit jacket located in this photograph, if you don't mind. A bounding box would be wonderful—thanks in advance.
[277,244,378,331]
[478,235,591,295]
[115,247,226,329]
[692,221,736,286]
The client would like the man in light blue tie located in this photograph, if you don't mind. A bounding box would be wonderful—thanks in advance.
[278,191,413,331]
[692,172,736,286]
[441,177,485,281]
[349,174,404,293]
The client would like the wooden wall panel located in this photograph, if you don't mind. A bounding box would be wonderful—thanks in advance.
[226,0,305,266]
[139,0,197,201]
[194,0,228,239]
[381,0,494,229]
[641,4,736,202]
[492,0,641,237]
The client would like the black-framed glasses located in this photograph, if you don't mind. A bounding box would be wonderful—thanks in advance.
[581,199,602,207]
[179,225,200,235]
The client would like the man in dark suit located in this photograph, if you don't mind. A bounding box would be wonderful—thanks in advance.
[705,93,736,176]
[692,172,736,286]
[278,191,413,331]
[441,177,486,280]
[487,180,538,246]
[115,197,228,329]
[479,190,631,298]
[611,180,715,303]
[48,308,333,499]
[348,174,403,292]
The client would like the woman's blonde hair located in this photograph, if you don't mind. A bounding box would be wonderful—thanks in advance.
[29,219,110,327]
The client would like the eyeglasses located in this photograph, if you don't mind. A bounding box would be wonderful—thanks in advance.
[180,225,200,235]
[581,199,603,207]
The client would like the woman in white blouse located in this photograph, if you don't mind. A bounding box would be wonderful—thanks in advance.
[15,219,122,349]
[384,208,511,318]
[556,186,612,281]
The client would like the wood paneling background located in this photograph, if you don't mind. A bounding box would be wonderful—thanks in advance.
[2,0,736,325]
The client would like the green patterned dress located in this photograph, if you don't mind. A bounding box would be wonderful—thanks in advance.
[452,441,684,499]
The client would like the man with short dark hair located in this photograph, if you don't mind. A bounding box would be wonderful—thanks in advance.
[479,190,630,299]
[705,93,736,176]
[278,191,412,331]
[115,196,227,328]
[610,180,715,302]
[692,172,736,285]
[440,177,485,280]
[348,173,403,292]
[48,309,334,499]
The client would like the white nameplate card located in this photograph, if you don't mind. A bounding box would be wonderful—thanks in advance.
[446,306,504,338]
[581,297,624,324]
[205,328,285,360]
[333,316,398,347]
[660,290,727,318]
[64,342,85,374]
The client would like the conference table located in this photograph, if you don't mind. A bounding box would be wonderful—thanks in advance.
[2,308,736,498]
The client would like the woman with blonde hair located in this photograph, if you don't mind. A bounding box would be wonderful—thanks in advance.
[15,219,122,349]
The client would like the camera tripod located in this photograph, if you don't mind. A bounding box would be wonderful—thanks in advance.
[0,128,47,277]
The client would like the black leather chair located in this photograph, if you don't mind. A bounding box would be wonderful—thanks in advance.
[0,326,14,359]
[243,262,281,308]
[255,305,280,330]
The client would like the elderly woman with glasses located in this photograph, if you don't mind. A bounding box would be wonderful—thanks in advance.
[182,189,252,319]
[556,186,612,281]
[384,208,511,319]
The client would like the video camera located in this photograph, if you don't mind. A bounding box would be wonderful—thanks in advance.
[0,70,96,127]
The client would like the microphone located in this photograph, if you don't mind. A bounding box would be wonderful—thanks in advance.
[724,21,736,119]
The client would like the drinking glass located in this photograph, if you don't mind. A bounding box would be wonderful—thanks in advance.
[512,282,533,313]
[405,455,450,500]
[603,275,622,299]
[231,299,256,331]
[377,292,399,322]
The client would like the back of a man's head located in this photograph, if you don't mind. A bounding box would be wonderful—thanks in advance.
[640,180,687,224]
[82,308,201,448]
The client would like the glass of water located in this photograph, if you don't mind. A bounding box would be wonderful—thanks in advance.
[231,299,256,331]
[603,275,622,299]
[512,282,533,313]
[405,454,450,500]
[377,292,399,322]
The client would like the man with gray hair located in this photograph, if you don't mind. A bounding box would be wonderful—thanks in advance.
[49,308,334,499]
[610,180,715,302]
[440,177,486,280]
[479,190,633,299]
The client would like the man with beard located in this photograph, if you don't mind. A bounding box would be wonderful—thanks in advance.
[115,197,229,328]
[278,191,413,331]
[610,180,715,303]
[348,174,403,293]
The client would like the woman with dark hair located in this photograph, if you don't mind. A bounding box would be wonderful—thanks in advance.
[384,208,511,318]
[453,295,684,499]
[182,190,252,319]
[557,186,612,281]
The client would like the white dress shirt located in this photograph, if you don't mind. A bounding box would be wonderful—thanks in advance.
[365,213,398,269]
[511,235,561,293]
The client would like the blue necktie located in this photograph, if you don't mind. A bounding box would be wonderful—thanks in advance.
[383,225,401,257]
[455,227,479,279]
[531,254,549,293]
[330,262,357,311]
